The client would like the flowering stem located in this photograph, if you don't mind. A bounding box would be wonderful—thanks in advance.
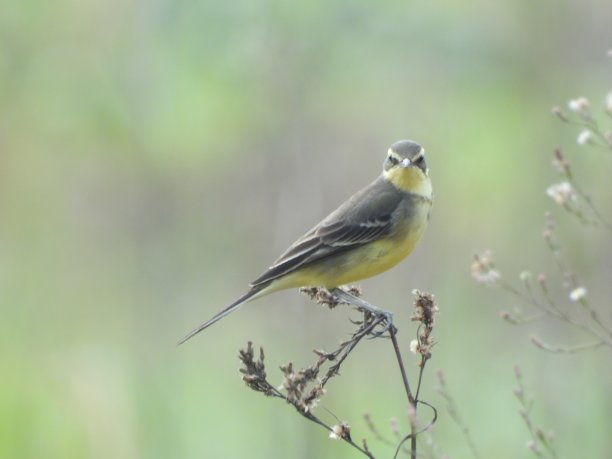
[570,180,612,231]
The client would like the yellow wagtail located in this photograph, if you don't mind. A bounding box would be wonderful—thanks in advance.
[180,140,432,344]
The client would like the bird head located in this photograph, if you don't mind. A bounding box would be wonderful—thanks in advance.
[382,140,429,193]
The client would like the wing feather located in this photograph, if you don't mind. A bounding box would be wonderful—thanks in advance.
[250,179,401,287]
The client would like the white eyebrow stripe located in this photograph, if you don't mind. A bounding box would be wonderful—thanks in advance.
[387,149,403,159]
[388,147,425,163]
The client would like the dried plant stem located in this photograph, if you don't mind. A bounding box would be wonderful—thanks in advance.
[304,413,376,459]
[330,289,441,459]
[571,180,612,231]
[498,279,612,348]
[530,337,606,353]
[319,314,387,387]
[329,288,419,458]
[389,328,418,458]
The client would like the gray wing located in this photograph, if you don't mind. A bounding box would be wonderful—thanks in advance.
[250,178,401,287]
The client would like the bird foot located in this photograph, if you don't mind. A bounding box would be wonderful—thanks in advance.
[329,287,395,338]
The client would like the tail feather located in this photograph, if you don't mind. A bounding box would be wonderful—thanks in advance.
[178,287,263,345]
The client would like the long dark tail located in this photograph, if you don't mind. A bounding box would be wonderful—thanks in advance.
[178,286,264,345]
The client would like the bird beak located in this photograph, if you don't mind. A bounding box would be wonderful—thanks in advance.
[400,158,411,168]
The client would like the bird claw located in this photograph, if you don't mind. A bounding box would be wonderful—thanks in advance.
[367,310,395,339]
[328,287,395,338]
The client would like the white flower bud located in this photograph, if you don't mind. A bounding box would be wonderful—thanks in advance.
[569,286,587,302]
[605,92,612,113]
[546,182,574,205]
[577,129,593,145]
[568,97,590,113]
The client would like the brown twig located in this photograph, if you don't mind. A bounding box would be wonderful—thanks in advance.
[239,341,376,458]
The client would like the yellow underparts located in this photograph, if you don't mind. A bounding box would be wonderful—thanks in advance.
[265,202,431,292]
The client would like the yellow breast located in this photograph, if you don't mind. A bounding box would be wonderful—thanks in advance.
[273,199,432,289]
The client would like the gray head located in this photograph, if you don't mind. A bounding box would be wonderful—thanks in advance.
[383,140,427,173]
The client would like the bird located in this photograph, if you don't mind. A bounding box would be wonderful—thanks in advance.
[179,139,432,344]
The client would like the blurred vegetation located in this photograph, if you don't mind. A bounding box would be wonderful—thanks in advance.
[1,0,611,458]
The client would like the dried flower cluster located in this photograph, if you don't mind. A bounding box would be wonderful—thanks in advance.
[279,361,325,412]
[239,342,277,396]
[329,422,352,441]
[238,341,365,455]
[471,250,501,285]
[545,149,611,229]
[409,290,439,364]
[300,285,362,309]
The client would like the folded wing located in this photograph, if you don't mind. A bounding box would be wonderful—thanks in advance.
[250,185,401,287]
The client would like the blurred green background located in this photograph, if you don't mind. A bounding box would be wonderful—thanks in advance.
[2,0,611,458]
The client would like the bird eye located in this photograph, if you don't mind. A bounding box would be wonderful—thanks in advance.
[387,155,399,165]
[414,155,424,164]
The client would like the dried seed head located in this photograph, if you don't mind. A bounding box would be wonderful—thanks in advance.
[569,286,587,302]
[551,105,568,121]
[551,149,571,175]
[500,311,519,324]
[577,129,594,146]
[546,181,575,206]
[530,335,546,350]
[471,250,501,285]
[567,97,590,114]
[412,291,438,326]
[329,422,351,440]
[301,385,326,412]
[238,342,277,395]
